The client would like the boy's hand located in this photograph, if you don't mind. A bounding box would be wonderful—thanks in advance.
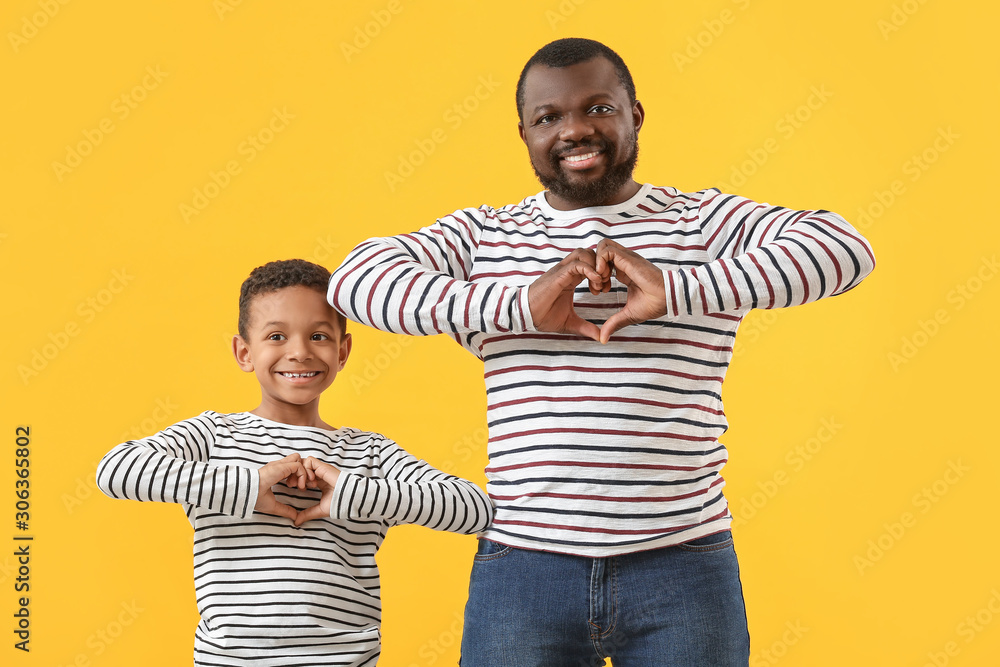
[254,453,308,521]
[294,457,342,526]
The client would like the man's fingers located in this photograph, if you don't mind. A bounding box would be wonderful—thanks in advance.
[600,311,634,344]
[566,314,602,343]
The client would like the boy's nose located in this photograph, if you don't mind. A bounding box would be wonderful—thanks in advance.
[286,339,313,360]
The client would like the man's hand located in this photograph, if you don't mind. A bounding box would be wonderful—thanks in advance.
[254,453,308,521]
[595,239,667,344]
[527,248,607,342]
[293,457,342,527]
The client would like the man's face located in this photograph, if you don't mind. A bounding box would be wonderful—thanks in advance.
[518,57,644,210]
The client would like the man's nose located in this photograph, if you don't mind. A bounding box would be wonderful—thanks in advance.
[558,112,595,143]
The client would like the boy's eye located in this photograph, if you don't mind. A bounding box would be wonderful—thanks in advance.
[268,333,286,341]
[311,333,329,341]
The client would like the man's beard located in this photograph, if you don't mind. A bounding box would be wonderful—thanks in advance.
[532,132,639,208]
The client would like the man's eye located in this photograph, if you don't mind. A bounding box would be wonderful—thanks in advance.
[268,333,285,341]
[537,114,557,125]
[590,105,613,114]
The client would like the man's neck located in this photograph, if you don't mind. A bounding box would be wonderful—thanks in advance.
[544,180,642,211]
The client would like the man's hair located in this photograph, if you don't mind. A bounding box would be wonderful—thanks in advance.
[237,259,346,339]
[515,38,636,122]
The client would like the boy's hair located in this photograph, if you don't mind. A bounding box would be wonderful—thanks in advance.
[238,259,346,339]
[515,38,636,122]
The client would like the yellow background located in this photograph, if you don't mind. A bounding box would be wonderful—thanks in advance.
[3,1,998,665]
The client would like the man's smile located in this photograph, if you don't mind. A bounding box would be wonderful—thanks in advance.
[561,150,602,169]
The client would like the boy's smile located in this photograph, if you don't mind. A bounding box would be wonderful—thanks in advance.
[233,285,351,428]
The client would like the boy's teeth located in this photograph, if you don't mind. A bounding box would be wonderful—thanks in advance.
[282,372,318,378]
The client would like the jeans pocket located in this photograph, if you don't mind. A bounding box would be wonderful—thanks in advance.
[472,538,514,562]
[676,530,735,553]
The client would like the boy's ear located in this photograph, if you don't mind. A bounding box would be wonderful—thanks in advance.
[337,333,352,371]
[232,335,254,372]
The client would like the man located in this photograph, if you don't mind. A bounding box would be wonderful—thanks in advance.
[329,38,874,666]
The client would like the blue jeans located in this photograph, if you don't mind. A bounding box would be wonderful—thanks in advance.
[459,531,750,666]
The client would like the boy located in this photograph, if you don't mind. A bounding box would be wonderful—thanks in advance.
[97,259,493,666]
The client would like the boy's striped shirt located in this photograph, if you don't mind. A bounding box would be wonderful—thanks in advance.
[97,411,492,665]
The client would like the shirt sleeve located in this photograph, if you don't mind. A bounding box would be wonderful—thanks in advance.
[661,190,876,317]
[328,207,535,338]
[95,412,259,520]
[329,437,493,534]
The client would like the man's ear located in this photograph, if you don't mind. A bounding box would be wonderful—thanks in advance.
[233,335,254,372]
[632,99,645,133]
[337,333,353,371]
[518,120,526,144]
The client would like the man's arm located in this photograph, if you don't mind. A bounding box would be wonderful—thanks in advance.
[295,440,493,534]
[669,191,875,317]
[328,208,534,339]
[96,413,305,521]
[594,191,875,341]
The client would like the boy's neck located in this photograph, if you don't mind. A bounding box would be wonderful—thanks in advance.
[250,399,334,430]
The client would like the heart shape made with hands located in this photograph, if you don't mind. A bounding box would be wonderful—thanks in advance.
[255,453,342,527]
[527,240,668,344]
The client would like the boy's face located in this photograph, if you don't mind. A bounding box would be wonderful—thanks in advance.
[233,286,351,422]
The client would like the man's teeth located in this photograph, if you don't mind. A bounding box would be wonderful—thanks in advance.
[564,151,599,163]
[281,372,318,378]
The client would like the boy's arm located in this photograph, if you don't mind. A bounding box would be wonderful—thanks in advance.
[328,208,534,339]
[296,440,493,533]
[96,413,305,521]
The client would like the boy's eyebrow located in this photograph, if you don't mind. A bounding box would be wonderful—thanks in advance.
[259,320,336,328]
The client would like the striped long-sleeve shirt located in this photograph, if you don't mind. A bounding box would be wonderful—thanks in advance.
[329,185,875,557]
[96,411,493,666]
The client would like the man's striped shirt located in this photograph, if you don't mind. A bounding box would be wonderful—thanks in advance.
[329,185,875,557]
[96,411,493,665]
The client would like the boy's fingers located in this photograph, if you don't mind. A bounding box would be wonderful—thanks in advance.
[263,498,299,522]
[293,502,327,527]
